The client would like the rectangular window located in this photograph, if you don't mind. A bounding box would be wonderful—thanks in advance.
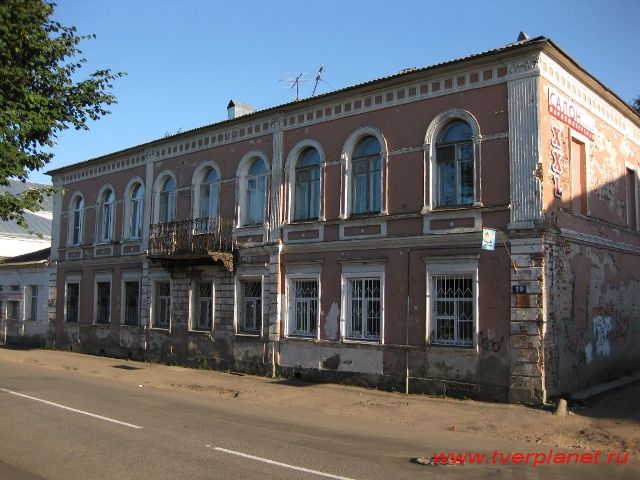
[431,275,474,347]
[154,281,171,328]
[570,138,587,215]
[124,281,140,326]
[193,282,213,331]
[346,278,381,341]
[66,283,79,323]
[29,285,38,320]
[626,168,638,230]
[8,285,20,320]
[95,282,111,324]
[239,280,261,335]
[289,279,318,337]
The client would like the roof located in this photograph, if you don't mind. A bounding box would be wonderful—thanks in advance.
[0,180,53,238]
[0,247,51,266]
[46,35,640,176]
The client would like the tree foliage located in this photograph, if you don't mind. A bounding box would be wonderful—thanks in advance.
[632,96,640,114]
[0,0,123,228]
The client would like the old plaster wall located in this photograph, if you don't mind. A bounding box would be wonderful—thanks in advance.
[545,241,640,394]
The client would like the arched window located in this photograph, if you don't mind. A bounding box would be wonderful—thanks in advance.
[435,120,474,206]
[199,168,219,219]
[98,188,115,242]
[351,136,381,215]
[159,177,176,223]
[70,196,84,246]
[129,183,144,239]
[294,147,320,221]
[245,158,267,226]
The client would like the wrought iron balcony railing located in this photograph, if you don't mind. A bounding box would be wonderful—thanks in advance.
[148,216,234,258]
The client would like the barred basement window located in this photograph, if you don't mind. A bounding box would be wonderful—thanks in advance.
[194,282,213,331]
[290,280,318,337]
[239,280,261,335]
[154,281,171,328]
[431,275,473,346]
[347,278,381,341]
[95,282,111,324]
[124,281,140,326]
[66,283,79,323]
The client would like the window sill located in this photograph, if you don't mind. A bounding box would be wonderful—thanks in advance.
[189,328,213,334]
[121,323,142,328]
[343,338,381,345]
[149,326,170,331]
[235,332,261,337]
[283,334,318,341]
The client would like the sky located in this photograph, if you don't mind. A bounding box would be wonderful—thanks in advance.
[33,0,640,184]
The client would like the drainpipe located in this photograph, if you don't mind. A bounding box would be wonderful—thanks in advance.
[405,247,416,395]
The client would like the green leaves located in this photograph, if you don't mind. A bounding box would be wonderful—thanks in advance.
[0,0,124,231]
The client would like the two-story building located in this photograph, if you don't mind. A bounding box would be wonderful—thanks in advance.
[47,35,640,403]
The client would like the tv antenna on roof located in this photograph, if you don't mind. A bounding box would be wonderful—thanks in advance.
[280,72,310,101]
[311,64,324,97]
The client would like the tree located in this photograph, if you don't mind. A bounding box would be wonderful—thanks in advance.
[632,96,640,114]
[0,0,123,229]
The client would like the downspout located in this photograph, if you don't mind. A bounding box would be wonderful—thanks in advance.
[405,247,416,395]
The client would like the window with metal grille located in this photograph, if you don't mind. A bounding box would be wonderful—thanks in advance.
[431,275,473,346]
[29,285,38,320]
[290,280,318,337]
[239,280,261,335]
[66,283,79,323]
[124,281,140,326]
[194,282,213,331]
[347,278,381,341]
[154,281,171,328]
[95,282,110,324]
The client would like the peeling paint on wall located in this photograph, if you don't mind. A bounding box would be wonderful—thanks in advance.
[324,302,339,339]
[593,316,612,356]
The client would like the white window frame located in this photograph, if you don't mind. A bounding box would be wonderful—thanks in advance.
[68,193,85,246]
[284,264,322,339]
[340,263,385,344]
[28,285,38,321]
[236,151,270,228]
[285,139,325,223]
[93,273,112,325]
[150,276,171,330]
[121,271,142,327]
[64,276,81,323]
[234,276,264,336]
[425,257,479,349]
[424,109,481,211]
[190,280,214,332]
[192,161,221,221]
[341,127,388,219]
[152,171,177,224]
[96,185,116,244]
[123,178,145,240]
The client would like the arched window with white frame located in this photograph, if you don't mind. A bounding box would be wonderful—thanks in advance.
[197,166,219,219]
[158,176,176,224]
[294,147,321,221]
[126,181,144,239]
[341,127,387,218]
[351,136,382,215]
[425,109,481,210]
[69,194,84,246]
[98,187,115,243]
[237,153,269,227]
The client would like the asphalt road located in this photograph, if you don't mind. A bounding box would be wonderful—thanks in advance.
[0,357,636,480]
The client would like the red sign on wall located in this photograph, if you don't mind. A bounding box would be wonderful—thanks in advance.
[548,87,595,140]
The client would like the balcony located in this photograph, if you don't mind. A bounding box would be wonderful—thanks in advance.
[148,217,235,271]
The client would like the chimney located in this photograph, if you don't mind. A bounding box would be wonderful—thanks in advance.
[227,99,255,120]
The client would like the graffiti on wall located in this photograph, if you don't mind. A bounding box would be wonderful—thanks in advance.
[584,302,625,364]
[479,331,504,353]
